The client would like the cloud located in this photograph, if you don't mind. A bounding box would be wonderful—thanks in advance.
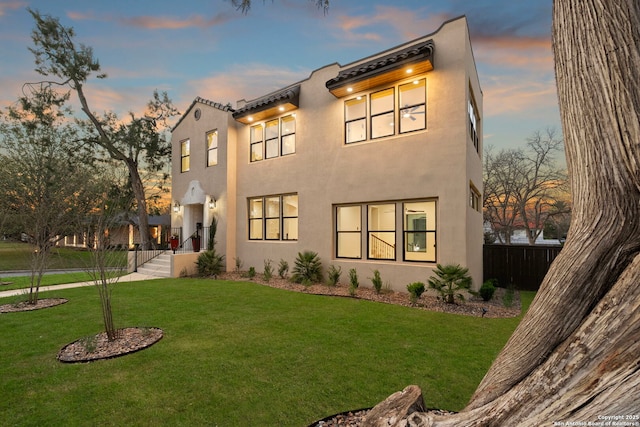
[0,1,25,17]
[67,10,234,30]
[483,75,558,118]
[182,63,312,109]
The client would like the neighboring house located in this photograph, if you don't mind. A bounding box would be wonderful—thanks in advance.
[62,215,170,249]
[170,16,484,290]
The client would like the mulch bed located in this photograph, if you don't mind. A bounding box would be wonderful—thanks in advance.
[57,327,163,363]
[0,298,68,313]
[218,271,521,318]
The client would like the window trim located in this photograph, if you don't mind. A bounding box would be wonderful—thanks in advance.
[206,130,218,167]
[367,203,396,260]
[336,205,362,259]
[180,139,190,172]
[248,194,298,241]
[344,77,426,144]
[250,115,296,162]
[335,199,437,263]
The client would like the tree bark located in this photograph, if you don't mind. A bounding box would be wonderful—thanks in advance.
[367,0,640,424]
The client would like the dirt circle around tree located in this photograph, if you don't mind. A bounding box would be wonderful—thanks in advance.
[0,298,68,313]
[57,327,164,363]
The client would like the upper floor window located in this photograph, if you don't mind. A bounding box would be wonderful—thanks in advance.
[180,139,190,172]
[248,194,298,241]
[250,115,296,162]
[371,88,395,139]
[399,79,426,133]
[468,88,480,153]
[345,78,426,144]
[206,130,218,167]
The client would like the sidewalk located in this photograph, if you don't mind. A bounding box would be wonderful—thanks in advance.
[0,272,162,299]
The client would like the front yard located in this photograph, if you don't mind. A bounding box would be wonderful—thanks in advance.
[0,278,533,426]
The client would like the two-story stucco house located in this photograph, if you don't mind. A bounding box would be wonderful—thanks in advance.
[169,15,483,290]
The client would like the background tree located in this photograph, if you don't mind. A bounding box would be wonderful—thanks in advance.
[0,86,96,304]
[367,0,640,424]
[27,9,178,249]
[483,129,568,244]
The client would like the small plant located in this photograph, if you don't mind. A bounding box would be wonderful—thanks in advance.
[234,257,243,272]
[348,268,359,296]
[263,259,274,282]
[503,283,515,307]
[428,263,472,304]
[196,250,225,277]
[80,335,97,354]
[291,251,323,284]
[407,282,426,304]
[479,279,497,301]
[246,266,256,279]
[179,267,189,277]
[326,265,342,287]
[370,269,383,294]
[278,259,289,279]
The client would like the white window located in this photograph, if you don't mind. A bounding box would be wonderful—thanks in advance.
[206,130,218,167]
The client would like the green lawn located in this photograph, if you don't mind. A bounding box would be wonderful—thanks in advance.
[0,279,534,426]
[0,241,126,271]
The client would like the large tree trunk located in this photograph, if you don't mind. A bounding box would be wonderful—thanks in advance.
[365,0,640,425]
[127,159,152,250]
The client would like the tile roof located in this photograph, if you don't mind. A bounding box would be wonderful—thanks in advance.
[325,39,435,91]
[172,96,233,131]
[232,85,300,120]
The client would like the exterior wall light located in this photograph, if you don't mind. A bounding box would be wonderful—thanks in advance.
[209,197,216,209]
[173,201,180,213]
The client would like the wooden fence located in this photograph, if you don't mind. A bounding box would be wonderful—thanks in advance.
[483,244,563,291]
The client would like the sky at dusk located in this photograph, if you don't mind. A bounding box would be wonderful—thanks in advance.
[0,0,561,154]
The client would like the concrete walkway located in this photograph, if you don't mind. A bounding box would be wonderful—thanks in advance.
[0,272,162,299]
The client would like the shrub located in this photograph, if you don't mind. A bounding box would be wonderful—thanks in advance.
[479,279,497,301]
[246,266,256,279]
[278,259,289,279]
[326,265,341,287]
[428,263,472,304]
[348,268,359,296]
[263,259,274,282]
[407,282,426,304]
[196,250,225,277]
[370,269,383,294]
[234,257,243,272]
[291,251,323,284]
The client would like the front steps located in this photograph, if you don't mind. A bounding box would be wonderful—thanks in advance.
[136,252,172,278]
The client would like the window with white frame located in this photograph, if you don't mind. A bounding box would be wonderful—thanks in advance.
[206,130,218,167]
[180,139,190,172]
[250,115,296,162]
[345,78,426,144]
[248,194,298,241]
